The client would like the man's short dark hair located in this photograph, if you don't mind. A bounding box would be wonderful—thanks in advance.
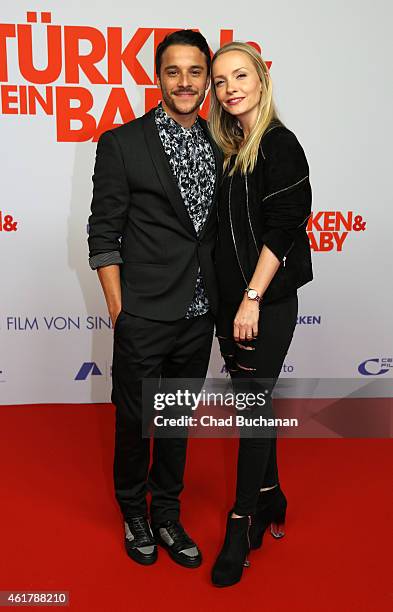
[155,30,211,76]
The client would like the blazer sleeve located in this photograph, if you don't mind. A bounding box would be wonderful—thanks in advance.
[88,130,130,266]
[260,127,312,261]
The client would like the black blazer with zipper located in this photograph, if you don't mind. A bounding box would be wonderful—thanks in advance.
[216,122,313,305]
[257,123,313,302]
[88,107,223,322]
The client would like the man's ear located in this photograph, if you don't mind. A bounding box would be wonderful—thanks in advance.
[156,75,161,89]
[205,75,211,91]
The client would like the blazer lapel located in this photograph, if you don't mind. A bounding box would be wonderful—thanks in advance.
[142,109,197,238]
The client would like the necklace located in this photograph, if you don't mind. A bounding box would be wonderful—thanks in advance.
[228,173,260,286]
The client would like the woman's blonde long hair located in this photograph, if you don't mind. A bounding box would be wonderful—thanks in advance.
[209,42,279,175]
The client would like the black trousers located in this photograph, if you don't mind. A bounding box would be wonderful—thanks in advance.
[216,293,298,516]
[111,310,214,524]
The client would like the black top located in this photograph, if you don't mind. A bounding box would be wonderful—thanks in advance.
[215,154,264,304]
[215,123,313,306]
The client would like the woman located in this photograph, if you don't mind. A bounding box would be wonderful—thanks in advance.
[209,42,313,587]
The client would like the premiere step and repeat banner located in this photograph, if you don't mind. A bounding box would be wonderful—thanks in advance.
[1,1,392,404]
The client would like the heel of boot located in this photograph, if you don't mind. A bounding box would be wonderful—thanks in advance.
[249,488,287,548]
[244,516,252,563]
[249,523,267,550]
[270,498,287,539]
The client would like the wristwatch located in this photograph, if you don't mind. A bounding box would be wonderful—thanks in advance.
[245,287,262,303]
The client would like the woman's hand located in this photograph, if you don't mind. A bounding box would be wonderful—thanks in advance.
[234,295,260,341]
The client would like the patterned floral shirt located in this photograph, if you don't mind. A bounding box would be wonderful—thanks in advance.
[155,104,216,318]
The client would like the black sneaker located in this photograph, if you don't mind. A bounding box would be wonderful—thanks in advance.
[124,516,157,565]
[153,520,201,568]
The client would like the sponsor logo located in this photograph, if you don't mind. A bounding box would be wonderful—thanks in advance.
[220,363,295,375]
[1,13,266,141]
[0,368,5,383]
[297,315,321,325]
[307,211,366,252]
[75,362,102,381]
[358,358,393,376]
[0,211,18,232]
[74,361,113,380]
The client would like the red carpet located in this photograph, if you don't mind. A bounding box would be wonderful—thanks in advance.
[0,404,392,611]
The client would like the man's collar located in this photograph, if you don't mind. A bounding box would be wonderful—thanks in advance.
[155,103,199,131]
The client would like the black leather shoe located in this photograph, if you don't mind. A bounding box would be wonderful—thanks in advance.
[124,516,157,565]
[212,512,251,587]
[153,520,201,568]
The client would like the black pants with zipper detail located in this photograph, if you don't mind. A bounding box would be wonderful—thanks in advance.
[216,292,298,516]
[112,309,214,525]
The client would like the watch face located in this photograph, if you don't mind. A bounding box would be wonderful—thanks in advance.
[248,289,258,299]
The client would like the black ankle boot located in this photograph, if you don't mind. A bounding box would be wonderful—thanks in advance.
[249,486,287,550]
[212,512,251,587]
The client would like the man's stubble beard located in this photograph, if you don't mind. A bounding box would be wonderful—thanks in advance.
[161,88,206,116]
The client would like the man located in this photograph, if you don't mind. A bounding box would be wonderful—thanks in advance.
[88,30,222,568]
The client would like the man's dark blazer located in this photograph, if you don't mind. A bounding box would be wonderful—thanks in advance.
[88,107,223,321]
